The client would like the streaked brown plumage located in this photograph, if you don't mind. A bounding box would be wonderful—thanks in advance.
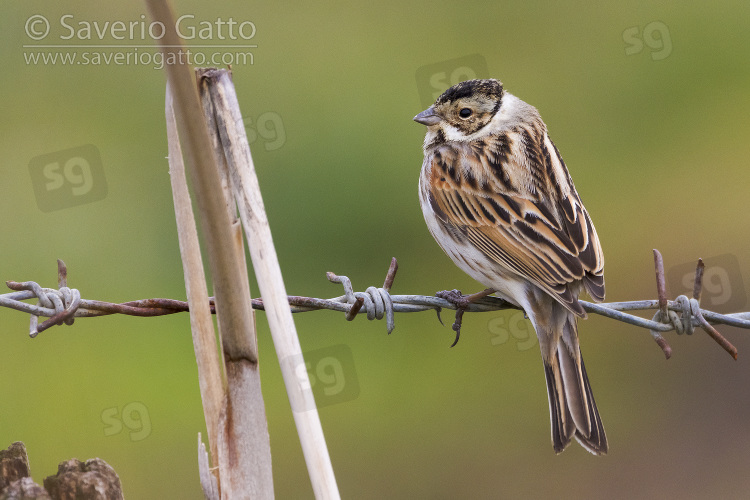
[415,79,607,454]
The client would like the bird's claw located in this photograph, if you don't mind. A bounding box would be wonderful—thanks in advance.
[435,289,470,347]
[449,310,464,348]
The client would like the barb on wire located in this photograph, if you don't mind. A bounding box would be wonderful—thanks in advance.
[649,250,673,359]
[2,253,748,359]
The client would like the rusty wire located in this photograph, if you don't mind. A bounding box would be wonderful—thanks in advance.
[2,252,749,359]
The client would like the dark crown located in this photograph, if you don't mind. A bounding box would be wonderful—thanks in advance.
[435,79,504,106]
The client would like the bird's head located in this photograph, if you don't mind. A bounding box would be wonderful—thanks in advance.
[414,79,504,140]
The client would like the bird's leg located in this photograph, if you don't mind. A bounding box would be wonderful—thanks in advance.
[435,288,496,347]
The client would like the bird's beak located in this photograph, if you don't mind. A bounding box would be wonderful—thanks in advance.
[413,106,441,126]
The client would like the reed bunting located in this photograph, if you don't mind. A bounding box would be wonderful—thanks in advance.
[414,79,607,455]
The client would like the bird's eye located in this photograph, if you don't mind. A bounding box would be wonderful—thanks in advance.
[459,108,472,119]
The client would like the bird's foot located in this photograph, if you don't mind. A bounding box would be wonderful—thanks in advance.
[435,288,495,347]
[436,289,470,309]
[435,289,468,348]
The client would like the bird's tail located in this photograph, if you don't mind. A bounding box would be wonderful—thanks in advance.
[543,315,608,455]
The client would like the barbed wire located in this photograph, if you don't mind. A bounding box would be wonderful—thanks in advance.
[2,251,748,360]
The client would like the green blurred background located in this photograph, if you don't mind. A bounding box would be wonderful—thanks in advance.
[2,1,749,498]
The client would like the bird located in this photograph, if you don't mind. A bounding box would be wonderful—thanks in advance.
[414,78,607,455]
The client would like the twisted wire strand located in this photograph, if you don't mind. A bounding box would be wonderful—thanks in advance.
[2,254,748,359]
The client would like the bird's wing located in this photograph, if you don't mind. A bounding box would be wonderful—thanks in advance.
[425,128,604,315]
